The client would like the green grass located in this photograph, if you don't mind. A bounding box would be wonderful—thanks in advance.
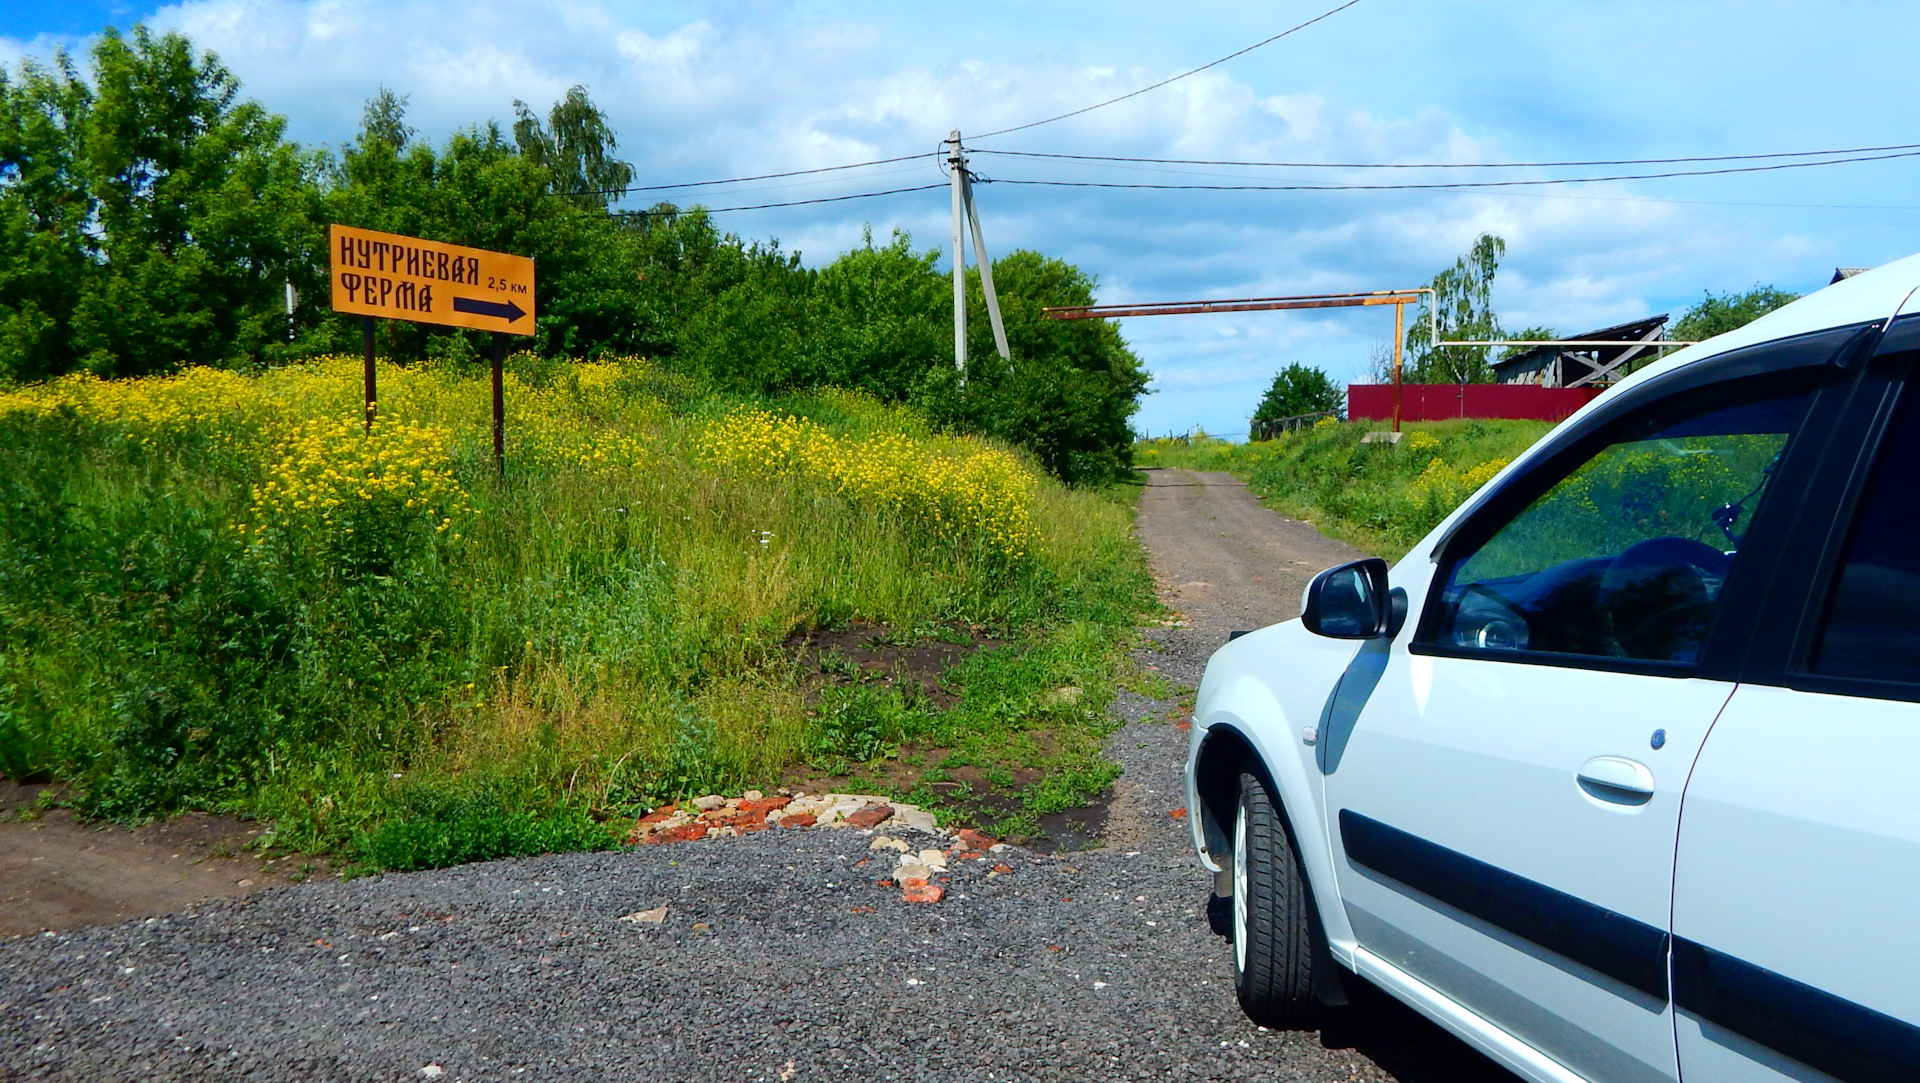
[0,361,1156,870]
[1135,419,1553,556]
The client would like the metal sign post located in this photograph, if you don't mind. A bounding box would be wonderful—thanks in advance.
[328,224,536,470]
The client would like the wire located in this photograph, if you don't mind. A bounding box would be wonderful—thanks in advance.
[977,149,1920,192]
[969,0,1365,140]
[611,183,948,216]
[584,152,935,197]
[970,142,1920,170]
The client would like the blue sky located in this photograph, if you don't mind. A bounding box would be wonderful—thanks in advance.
[7,0,1920,438]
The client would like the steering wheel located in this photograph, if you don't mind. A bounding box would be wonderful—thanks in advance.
[1601,536,1731,662]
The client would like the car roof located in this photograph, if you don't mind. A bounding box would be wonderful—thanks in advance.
[1604,250,1920,398]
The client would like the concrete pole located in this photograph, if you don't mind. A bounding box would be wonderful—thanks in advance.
[961,170,1010,362]
[948,130,967,379]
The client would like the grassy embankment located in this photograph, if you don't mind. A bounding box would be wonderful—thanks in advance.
[0,357,1155,870]
[1135,419,1554,557]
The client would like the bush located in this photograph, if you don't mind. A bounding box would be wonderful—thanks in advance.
[354,792,615,872]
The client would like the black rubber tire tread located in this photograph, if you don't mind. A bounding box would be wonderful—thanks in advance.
[1233,769,1317,1027]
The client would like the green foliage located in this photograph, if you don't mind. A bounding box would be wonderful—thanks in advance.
[0,370,1155,869]
[935,251,1150,485]
[0,27,324,379]
[1252,363,1344,425]
[511,85,634,207]
[1500,325,1559,361]
[1671,286,1799,343]
[1404,233,1506,384]
[353,787,615,872]
[0,28,1149,484]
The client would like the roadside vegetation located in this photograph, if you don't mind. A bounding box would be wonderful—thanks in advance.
[0,360,1155,868]
[1137,419,1552,557]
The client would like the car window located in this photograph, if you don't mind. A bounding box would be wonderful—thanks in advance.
[1811,379,1920,682]
[1426,383,1815,664]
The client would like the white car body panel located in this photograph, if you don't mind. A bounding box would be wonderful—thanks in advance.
[1185,255,1920,1081]
[1672,685,1920,1082]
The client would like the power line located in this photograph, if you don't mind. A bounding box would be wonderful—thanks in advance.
[612,183,947,216]
[586,152,935,198]
[970,142,1920,170]
[970,0,1365,140]
[978,149,1920,192]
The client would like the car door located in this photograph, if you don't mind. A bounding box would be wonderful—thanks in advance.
[1672,340,1920,1083]
[1321,363,1835,1083]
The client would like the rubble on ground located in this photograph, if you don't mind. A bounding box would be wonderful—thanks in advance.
[626,791,1013,907]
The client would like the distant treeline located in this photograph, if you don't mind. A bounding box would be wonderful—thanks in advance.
[0,27,1147,483]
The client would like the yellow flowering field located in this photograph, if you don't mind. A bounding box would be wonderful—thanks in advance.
[699,404,1037,558]
[0,355,1138,866]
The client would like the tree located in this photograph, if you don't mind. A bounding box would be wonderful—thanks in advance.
[1499,324,1558,361]
[512,86,634,208]
[1253,363,1343,422]
[1404,233,1505,384]
[323,88,659,361]
[0,27,323,379]
[938,249,1151,485]
[1671,286,1798,343]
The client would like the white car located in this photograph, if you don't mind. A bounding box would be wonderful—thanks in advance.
[1185,255,1920,1083]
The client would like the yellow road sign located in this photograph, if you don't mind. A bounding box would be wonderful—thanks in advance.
[329,224,536,335]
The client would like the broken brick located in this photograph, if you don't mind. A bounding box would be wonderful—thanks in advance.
[1168,807,1188,819]
[780,813,817,828]
[739,796,791,815]
[645,822,708,845]
[844,804,894,829]
[737,819,770,834]
[1174,721,1192,731]
[902,883,945,904]
[955,827,996,851]
[636,805,681,826]
[992,863,1013,874]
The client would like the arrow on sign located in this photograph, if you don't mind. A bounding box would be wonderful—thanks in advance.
[452,296,527,323]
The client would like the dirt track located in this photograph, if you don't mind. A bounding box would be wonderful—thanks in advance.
[0,468,1515,1082]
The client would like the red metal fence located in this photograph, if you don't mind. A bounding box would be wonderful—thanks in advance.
[1348,383,1604,424]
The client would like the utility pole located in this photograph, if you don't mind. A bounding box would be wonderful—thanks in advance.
[960,168,1010,362]
[948,131,967,378]
[1392,300,1405,434]
[946,130,1012,383]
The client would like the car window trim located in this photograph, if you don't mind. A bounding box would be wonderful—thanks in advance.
[1405,640,1697,678]
[1744,346,1920,696]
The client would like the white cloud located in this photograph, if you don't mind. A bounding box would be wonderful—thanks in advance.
[8,0,1916,438]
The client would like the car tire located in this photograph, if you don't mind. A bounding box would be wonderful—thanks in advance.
[1232,768,1318,1027]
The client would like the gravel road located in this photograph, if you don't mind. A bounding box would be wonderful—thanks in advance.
[0,468,1513,1082]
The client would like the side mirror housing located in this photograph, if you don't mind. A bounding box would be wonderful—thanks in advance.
[1301,558,1400,639]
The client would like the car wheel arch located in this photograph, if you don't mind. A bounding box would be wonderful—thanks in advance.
[1196,720,1354,1008]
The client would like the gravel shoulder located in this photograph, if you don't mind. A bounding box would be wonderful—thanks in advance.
[0,468,1509,1082]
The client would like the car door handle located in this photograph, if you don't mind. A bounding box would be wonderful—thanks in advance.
[1576,756,1656,805]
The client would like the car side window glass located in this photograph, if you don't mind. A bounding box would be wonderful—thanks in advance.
[1427,383,1815,664]
[1811,378,1920,682]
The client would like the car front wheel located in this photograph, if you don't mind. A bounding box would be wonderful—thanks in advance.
[1232,768,1317,1027]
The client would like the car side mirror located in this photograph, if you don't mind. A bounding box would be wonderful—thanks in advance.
[1301,558,1401,639]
